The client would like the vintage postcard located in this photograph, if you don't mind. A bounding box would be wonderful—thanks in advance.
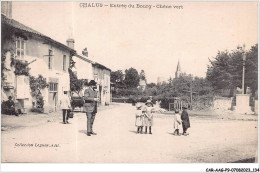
[1,1,259,171]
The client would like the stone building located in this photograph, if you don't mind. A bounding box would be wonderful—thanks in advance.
[1,6,76,113]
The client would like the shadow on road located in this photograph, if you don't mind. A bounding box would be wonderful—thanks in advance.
[129,130,138,134]
[79,130,87,134]
[229,157,256,163]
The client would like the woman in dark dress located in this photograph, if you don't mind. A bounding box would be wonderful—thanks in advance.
[181,106,190,136]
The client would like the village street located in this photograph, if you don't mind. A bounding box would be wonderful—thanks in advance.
[1,103,258,163]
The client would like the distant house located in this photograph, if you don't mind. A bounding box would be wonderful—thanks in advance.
[1,6,76,113]
[138,79,146,91]
[157,77,169,85]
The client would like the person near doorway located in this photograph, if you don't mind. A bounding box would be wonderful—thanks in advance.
[60,91,71,124]
[83,80,98,136]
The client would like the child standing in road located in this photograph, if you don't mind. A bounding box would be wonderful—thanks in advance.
[143,100,155,134]
[135,103,144,134]
[173,109,182,136]
[181,106,190,136]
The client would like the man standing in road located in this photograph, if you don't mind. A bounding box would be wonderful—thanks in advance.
[83,80,98,136]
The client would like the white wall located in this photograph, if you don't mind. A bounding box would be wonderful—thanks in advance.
[72,56,93,80]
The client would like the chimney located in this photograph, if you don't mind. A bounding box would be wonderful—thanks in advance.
[66,38,75,49]
[1,1,12,18]
[82,48,88,57]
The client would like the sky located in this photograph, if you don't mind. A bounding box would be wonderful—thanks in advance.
[12,1,258,83]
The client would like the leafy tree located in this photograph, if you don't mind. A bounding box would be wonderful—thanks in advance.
[245,44,258,97]
[206,44,258,97]
[69,69,86,97]
[124,67,140,88]
[146,83,157,88]
[29,75,48,112]
[206,51,233,91]
[111,70,124,83]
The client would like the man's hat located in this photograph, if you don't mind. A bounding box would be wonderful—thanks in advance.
[86,80,97,86]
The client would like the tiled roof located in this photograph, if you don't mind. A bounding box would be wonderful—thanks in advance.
[93,62,111,72]
[75,54,111,72]
[75,54,95,64]
[1,14,76,53]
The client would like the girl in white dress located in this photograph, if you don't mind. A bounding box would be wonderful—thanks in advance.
[135,103,144,134]
[143,100,155,134]
[173,109,182,136]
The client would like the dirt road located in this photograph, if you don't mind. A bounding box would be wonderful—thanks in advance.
[1,103,258,163]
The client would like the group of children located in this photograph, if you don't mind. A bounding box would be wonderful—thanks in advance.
[172,108,190,136]
[135,100,155,134]
[135,100,190,136]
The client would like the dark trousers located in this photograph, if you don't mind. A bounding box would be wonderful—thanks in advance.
[62,109,70,123]
[183,127,187,133]
[6,108,18,116]
[86,112,96,133]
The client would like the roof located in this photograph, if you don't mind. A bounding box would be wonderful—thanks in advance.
[75,54,95,64]
[74,54,111,72]
[93,62,111,72]
[1,14,76,54]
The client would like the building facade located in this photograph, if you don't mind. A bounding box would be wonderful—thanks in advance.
[72,49,111,105]
[92,63,111,105]
[1,13,76,113]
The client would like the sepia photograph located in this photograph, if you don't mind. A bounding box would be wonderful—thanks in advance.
[0,0,259,170]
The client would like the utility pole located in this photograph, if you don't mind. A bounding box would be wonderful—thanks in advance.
[183,82,197,110]
[242,44,246,94]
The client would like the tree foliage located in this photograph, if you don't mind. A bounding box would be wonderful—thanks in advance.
[111,70,124,83]
[29,75,48,112]
[206,44,258,97]
[245,44,258,96]
[124,67,140,88]
[69,69,87,96]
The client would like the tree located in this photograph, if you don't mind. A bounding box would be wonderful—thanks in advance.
[206,44,258,97]
[124,67,140,88]
[111,70,124,83]
[139,70,146,82]
[245,44,258,97]
[146,83,157,88]
[29,75,48,112]
[206,50,234,91]
[69,69,86,97]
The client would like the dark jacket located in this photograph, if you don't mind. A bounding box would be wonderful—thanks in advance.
[83,87,97,113]
[181,109,190,129]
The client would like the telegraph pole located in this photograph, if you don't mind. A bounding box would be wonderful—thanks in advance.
[242,44,246,94]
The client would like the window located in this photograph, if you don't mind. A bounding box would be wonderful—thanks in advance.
[16,37,26,59]
[63,55,66,71]
[48,49,53,69]
[49,83,58,92]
